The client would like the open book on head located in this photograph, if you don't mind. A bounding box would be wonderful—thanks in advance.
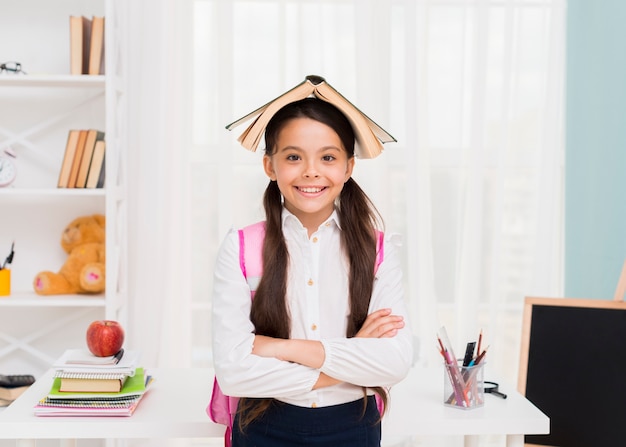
[226,75,396,159]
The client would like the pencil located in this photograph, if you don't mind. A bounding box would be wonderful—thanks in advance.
[474,345,489,365]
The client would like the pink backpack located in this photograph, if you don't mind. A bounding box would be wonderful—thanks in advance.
[207,221,384,446]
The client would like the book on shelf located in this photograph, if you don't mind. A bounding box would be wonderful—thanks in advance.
[75,129,105,188]
[69,15,105,75]
[34,368,152,417]
[57,129,106,188]
[88,16,105,75]
[85,140,106,188]
[226,74,396,159]
[66,129,88,187]
[69,16,92,75]
[57,129,80,188]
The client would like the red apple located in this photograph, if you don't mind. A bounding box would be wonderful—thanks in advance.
[86,320,125,357]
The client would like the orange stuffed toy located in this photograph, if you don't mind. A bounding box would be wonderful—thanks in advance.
[33,214,106,295]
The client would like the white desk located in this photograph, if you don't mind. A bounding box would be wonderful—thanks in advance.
[0,368,223,446]
[383,367,549,447]
[0,367,548,446]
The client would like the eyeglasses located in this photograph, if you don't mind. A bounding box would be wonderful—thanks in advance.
[0,62,27,75]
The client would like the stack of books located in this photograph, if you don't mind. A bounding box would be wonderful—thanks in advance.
[34,349,152,417]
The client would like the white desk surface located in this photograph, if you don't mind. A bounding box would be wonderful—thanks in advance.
[0,366,548,441]
[382,367,549,437]
[0,368,223,439]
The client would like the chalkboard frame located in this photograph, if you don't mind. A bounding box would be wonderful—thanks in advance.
[518,296,626,447]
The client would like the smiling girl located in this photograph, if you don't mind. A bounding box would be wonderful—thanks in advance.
[212,96,412,446]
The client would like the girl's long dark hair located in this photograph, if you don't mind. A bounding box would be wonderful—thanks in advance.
[237,98,387,428]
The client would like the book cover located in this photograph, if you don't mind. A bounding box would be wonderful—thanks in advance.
[75,130,105,188]
[57,130,80,188]
[227,75,396,159]
[88,16,105,75]
[69,16,92,75]
[66,130,88,188]
[59,375,127,393]
[69,16,83,75]
[81,16,92,74]
[96,151,106,188]
[86,140,106,188]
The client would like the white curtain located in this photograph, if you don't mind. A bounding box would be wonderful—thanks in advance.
[125,0,565,389]
[125,0,194,368]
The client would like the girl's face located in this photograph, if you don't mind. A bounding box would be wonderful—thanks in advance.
[264,117,355,232]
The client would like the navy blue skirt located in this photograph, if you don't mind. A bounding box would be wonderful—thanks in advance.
[232,395,381,447]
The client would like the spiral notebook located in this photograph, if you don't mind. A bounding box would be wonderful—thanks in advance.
[53,349,141,377]
[34,396,143,417]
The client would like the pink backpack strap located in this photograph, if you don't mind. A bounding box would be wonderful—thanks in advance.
[239,221,266,293]
[375,230,384,274]
[208,222,266,446]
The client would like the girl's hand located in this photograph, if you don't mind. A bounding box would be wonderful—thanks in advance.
[356,308,404,338]
[253,335,325,368]
[252,335,284,359]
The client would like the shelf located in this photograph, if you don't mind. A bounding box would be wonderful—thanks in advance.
[0,291,105,308]
[0,75,105,88]
[0,0,127,377]
[0,188,106,197]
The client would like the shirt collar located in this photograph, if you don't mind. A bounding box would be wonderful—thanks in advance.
[281,208,342,233]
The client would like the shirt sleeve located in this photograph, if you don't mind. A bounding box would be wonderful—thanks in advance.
[319,234,413,387]
[211,229,320,398]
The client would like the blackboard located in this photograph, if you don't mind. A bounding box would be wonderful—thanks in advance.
[518,297,626,447]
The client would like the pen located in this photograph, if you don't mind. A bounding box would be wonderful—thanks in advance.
[113,348,124,364]
[476,329,483,360]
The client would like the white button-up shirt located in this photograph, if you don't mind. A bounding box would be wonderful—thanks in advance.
[212,209,413,408]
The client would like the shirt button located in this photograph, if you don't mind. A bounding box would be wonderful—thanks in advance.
[312,237,318,243]
[311,402,317,408]
[311,324,317,331]
[307,279,314,286]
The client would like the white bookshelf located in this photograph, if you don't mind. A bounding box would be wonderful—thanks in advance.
[0,0,128,378]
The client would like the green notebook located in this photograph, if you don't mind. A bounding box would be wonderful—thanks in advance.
[47,368,147,400]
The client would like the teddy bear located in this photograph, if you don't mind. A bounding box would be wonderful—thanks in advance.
[33,214,106,295]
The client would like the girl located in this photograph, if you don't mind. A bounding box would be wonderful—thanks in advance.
[212,97,413,446]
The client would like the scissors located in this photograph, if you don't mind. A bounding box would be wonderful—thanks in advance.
[484,381,507,399]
